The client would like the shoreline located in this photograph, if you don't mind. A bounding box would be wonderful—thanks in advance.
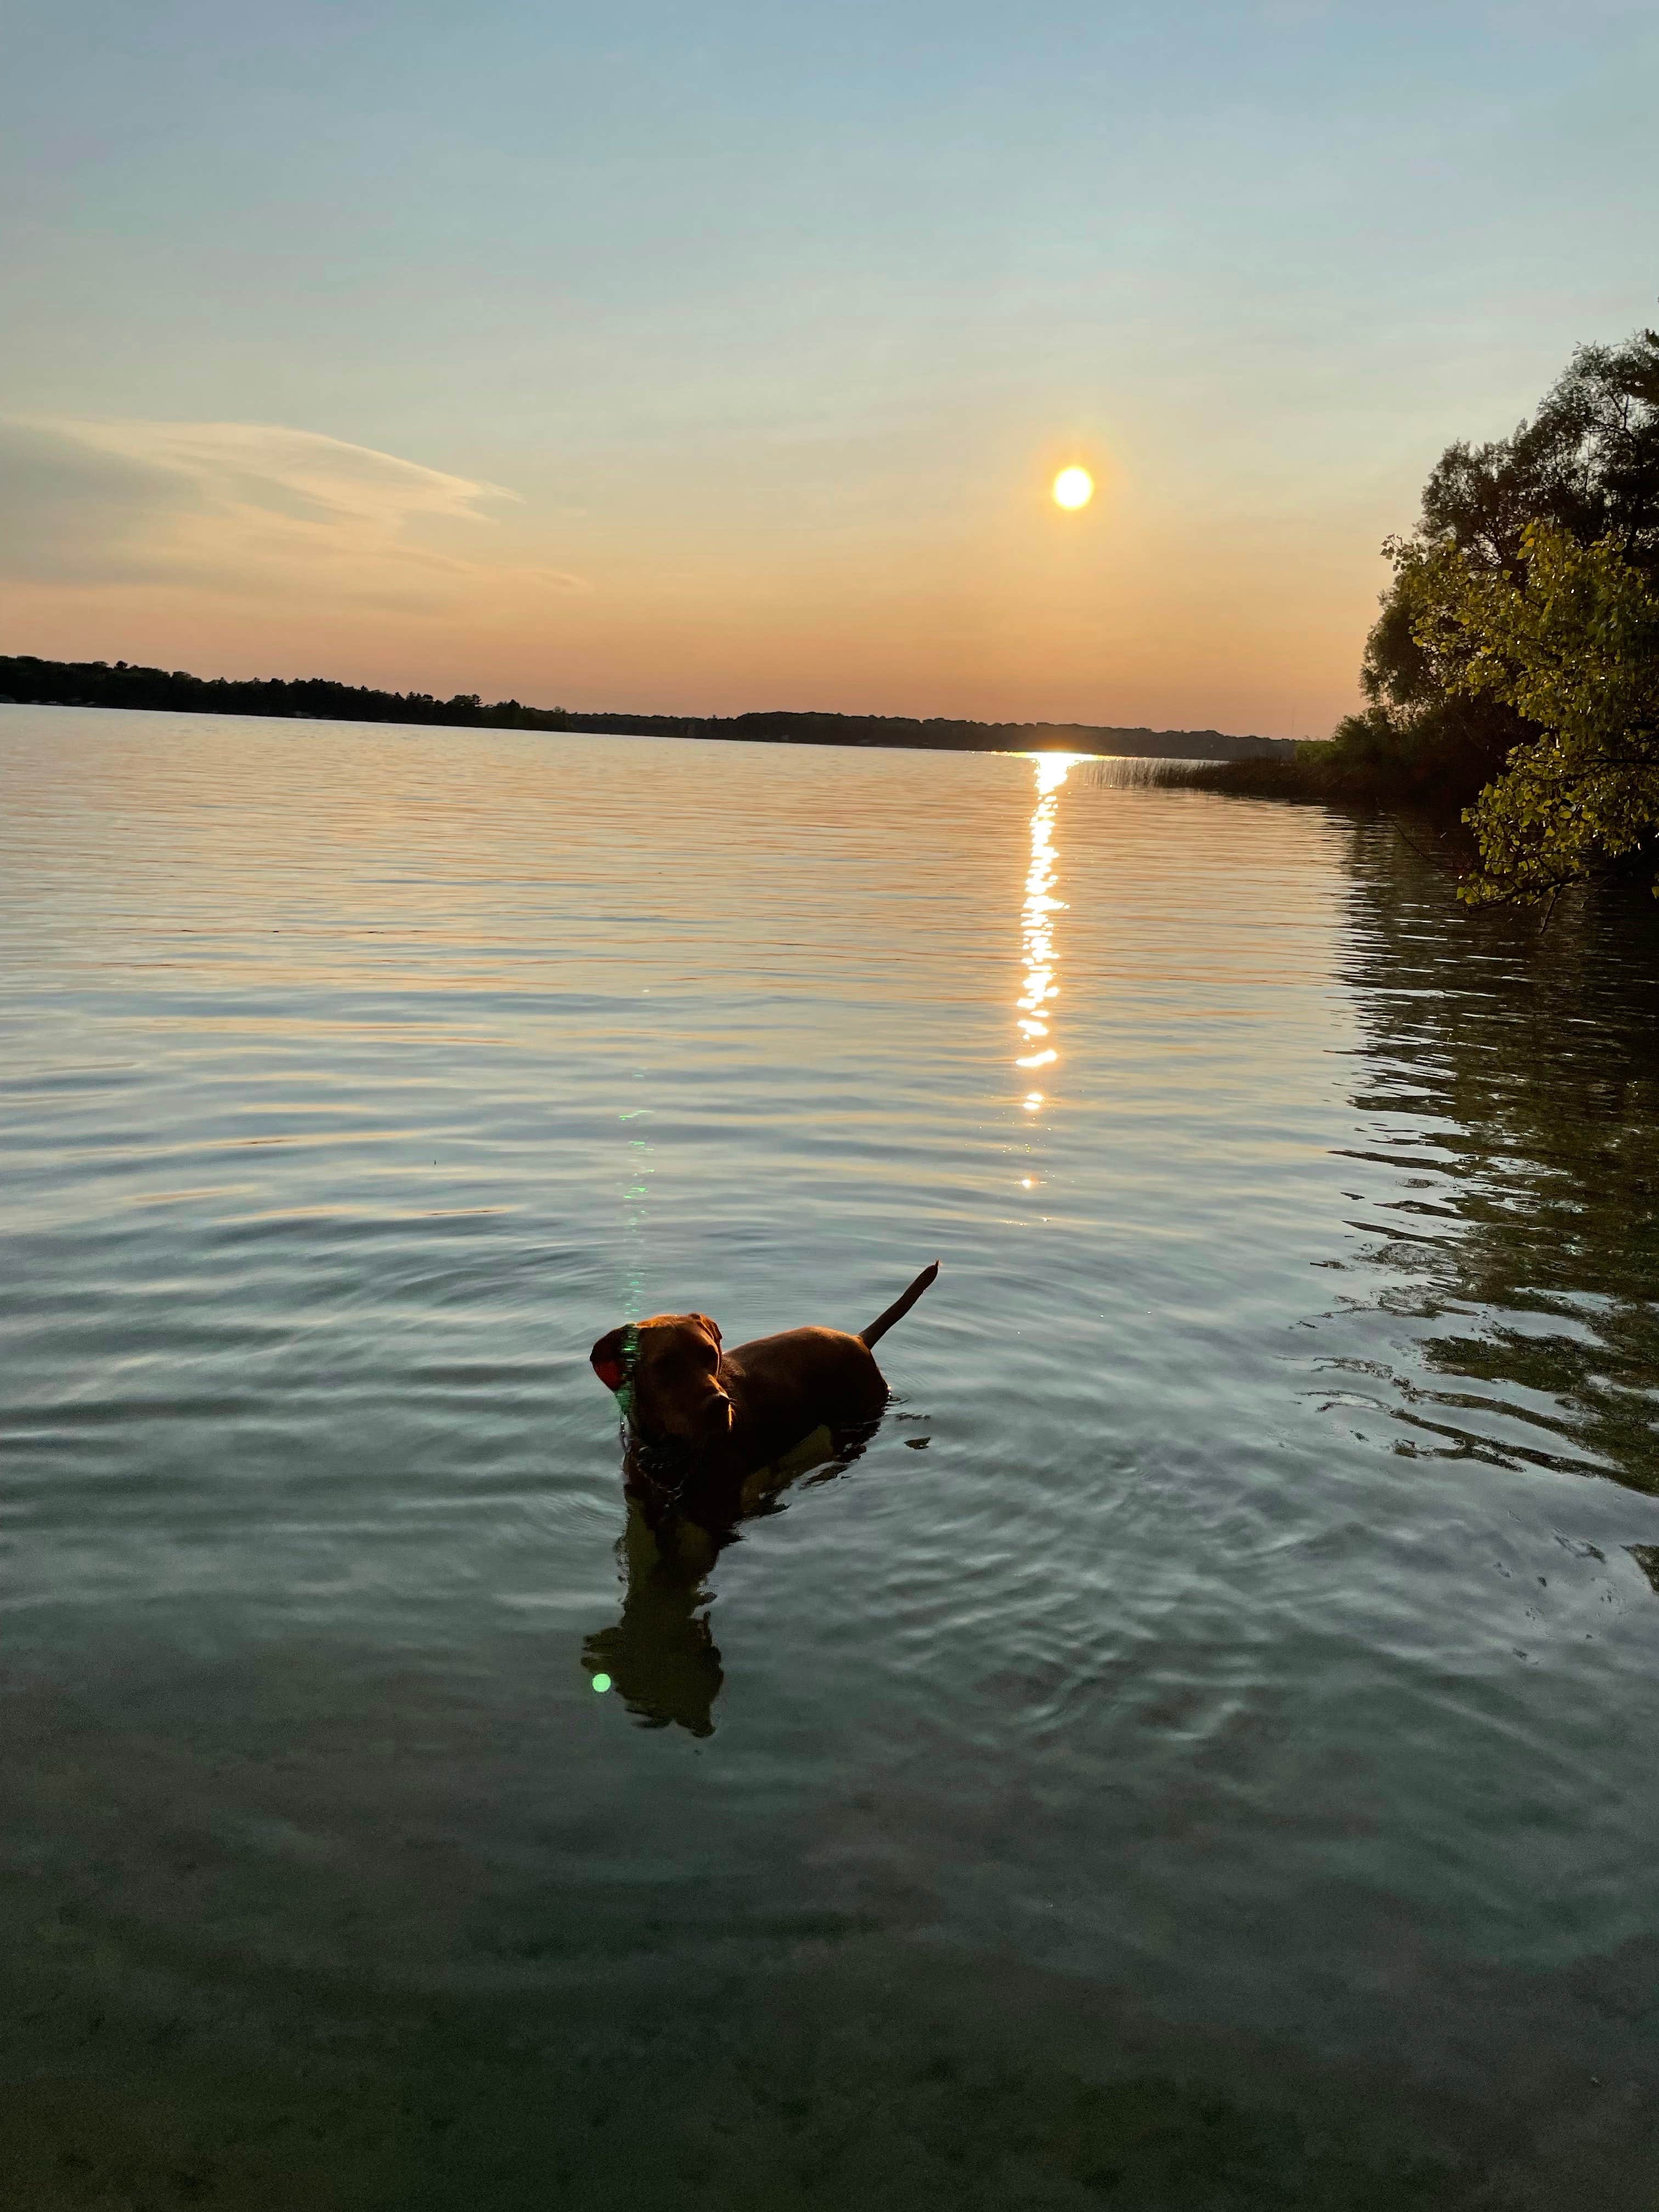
[0,653,1301,766]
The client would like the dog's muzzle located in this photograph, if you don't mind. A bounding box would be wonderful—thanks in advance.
[704,1391,734,1441]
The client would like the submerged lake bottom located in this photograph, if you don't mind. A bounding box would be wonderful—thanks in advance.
[3,708,1658,2209]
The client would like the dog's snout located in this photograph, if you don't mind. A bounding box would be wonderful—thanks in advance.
[691,1389,732,1444]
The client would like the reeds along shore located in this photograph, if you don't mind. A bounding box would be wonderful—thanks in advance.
[1153,753,1342,802]
[1149,748,1486,812]
[1097,752,1339,800]
[1085,752,1388,804]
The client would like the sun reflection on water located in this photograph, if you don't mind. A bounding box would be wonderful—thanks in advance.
[1017,753,1079,1119]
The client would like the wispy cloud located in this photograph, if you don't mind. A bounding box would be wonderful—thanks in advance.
[0,418,586,610]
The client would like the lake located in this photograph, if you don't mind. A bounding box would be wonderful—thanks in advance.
[3,706,1657,2210]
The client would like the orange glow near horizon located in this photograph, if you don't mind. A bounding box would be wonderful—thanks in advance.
[0,416,1377,742]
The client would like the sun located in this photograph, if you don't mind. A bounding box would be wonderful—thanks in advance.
[1052,465,1093,510]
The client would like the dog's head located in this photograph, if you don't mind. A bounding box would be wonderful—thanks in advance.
[590,1312,732,1451]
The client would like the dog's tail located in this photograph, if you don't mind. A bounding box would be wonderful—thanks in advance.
[860,1262,939,1350]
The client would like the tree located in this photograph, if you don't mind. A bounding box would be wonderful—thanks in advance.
[1419,332,1659,578]
[1327,328,1659,805]
[1411,524,1659,905]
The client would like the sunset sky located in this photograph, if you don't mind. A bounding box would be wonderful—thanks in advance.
[4,0,1655,737]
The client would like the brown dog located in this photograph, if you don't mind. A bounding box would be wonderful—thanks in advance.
[590,1262,938,1509]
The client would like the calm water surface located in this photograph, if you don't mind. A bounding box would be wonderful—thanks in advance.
[3,708,1658,2209]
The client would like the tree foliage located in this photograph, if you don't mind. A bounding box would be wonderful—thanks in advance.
[1324,328,1659,822]
[1419,332,1659,577]
[1411,524,1659,904]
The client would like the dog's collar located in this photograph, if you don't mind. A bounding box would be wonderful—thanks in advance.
[627,1429,696,1502]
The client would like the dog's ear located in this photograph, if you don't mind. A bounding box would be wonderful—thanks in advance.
[590,1327,631,1394]
[690,1313,722,1348]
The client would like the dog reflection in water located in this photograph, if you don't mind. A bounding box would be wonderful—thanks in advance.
[583,1265,939,1737]
[581,1419,878,1737]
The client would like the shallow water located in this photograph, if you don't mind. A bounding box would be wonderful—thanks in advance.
[3,707,1657,2209]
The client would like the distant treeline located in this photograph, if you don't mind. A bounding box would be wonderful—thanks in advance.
[0,654,1294,763]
